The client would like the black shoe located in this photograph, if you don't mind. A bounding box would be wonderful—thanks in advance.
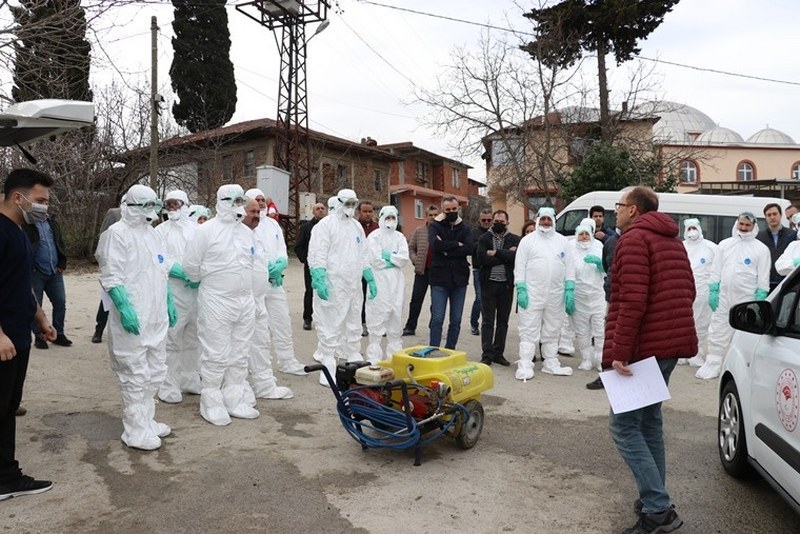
[471,326,480,336]
[586,377,604,390]
[623,507,682,534]
[34,338,48,350]
[0,475,53,501]
[493,355,511,367]
[91,332,103,343]
[362,324,368,337]
[402,329,415,336]
[15,406,26,417]
[302,319,312,331]
[480,357,493,365]
[52,334,72,347]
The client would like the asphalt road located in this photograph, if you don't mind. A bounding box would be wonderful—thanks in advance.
[5,261,798,533]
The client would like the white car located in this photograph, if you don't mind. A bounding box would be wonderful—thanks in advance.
[718,276,800,514]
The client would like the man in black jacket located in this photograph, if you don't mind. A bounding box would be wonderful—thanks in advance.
[476,210,519,366]
[756,202,795,292]
[428,196,472,350]
[294,202,327,330]
[469,209,492,335]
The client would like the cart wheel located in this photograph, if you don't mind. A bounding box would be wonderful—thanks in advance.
[456,400,484,449]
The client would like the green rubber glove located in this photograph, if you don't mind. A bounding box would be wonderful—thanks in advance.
[184,279,200,289]
[108,286,140,335]
[310,267,329,300]
[793,257,800,267]
[363,268,378,300]
[583,254,604,272]
[169,263,188,281]
[515,282,528,310]
[755,288,768,301]
[564,280,575,316]
[708,282,720,312]
[381,250,395,269]
[167,286,178,328]
[268,257,288,287]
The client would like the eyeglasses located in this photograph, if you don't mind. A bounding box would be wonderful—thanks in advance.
[480,218,492,223]
[222,196,247,207]
[615,202,631,210]
[128,199,163,211]
[164,199,184,210]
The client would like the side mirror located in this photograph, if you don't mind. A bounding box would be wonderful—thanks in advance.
[729,300,775,335]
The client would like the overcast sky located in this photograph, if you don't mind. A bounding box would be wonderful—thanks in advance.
[93,0,800,183]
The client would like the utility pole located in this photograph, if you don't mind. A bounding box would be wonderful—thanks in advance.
[149,16,158,192]
[236,1,330,240]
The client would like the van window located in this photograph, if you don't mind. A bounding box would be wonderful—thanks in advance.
[556,210,588,236]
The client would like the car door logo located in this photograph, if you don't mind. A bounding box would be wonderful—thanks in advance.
[776,369,800,432]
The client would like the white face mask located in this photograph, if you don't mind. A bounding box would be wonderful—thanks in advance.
[18,194,49,224]
[576,240,590,250]
[685,229,699,241]
[167,211,181,221]
[234,206,246,220]
[343,207,356,218]
[384,220,397,231]
[538,225,553,234]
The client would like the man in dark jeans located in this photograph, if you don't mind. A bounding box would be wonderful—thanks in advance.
[402,204,439,336]
[25,215,71,349]
[476,210,519,366]
[91,206,121,343]
[1,168,58,501]
[756,202,795,293]
[469,209,492,335]
[294,202,327,330]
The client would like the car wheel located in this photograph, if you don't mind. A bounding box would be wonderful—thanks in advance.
[455,400,484,450]
[718,380,753,478]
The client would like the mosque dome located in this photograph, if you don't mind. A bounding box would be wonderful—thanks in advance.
[632,101,716,143]
[746,127,795,144]
[695,126,744,145]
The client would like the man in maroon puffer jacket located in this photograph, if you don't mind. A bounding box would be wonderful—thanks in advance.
[604,186,696,534]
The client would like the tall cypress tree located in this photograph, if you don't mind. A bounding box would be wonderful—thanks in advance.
[11,0,93,102]
[170,0,237,133]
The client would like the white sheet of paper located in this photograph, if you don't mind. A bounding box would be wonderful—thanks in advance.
[100,290,112,313]
[600,356,671,414]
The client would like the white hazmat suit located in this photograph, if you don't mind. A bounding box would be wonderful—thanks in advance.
[775,219,800,276]
[514,207,575,380]
[97,184,171,450]
[696,219,770,380]
[558,218,597,356]
[365,206,409,363]
[183,184,260,425]
[570,223,606,372]
[154,190,201,403]
[307,189,371,386]
[681,219,719,367]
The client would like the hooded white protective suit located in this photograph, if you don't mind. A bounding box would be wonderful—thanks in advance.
[775,219,800,276]
[97,184,171,450]
[365,206,409,363]
[245,188,303,400]
[154,190,200,403]
[183,184,260,425]
[307,189,369,385]
[513,207,575,380]
[681,219,719,367]
[188,205,211,224]
[696,219,770,380]
[571,222,605,372]
[558,218,597,356]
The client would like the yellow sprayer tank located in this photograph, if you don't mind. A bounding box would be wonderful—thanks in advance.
[382,345,493,403]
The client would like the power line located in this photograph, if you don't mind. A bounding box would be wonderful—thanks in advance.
[634,55,800,87]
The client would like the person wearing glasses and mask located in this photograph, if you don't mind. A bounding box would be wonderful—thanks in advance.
[183,184,260,426]
[97,184,176,450]
[307,189,377,386]
[469,209,493,336]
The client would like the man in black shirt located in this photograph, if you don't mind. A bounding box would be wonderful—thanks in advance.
[0,169,58,500]
[756,202,795,292]
[294,202,327,330]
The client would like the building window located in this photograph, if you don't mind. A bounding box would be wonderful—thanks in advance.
[792,162,800,180]
[737,161,755,182]
[416,161,429,183]
[492,137,524,166]
[337,164,348,189]
[680,160,698,184]
[243,150,255,176]
[451,168,461,189]
[374,169,383,192]
[414,199,424,219]
[222,155,233,181]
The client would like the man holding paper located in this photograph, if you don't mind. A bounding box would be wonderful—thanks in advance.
[603,187,697,534]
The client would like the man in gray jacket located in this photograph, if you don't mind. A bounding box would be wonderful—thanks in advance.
[402,204,439,336]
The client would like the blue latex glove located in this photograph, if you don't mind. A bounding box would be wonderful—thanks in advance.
[167,286,178,328]
[583,254,604,272]
[515,282,528,310]
[363,268,378,300]
[793,257,800,267]
[108,286,140,335]
[755,288,768,301]
[564,280,575,316]
[708,282,720,312]
[381,250,395,269]
[310,267,329,300]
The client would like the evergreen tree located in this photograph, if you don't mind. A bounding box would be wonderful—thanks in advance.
[12,0,93,102]
[170,0,237,133]
[522,0,679,140]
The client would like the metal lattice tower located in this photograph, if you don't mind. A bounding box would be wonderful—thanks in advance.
[236,1,329,238]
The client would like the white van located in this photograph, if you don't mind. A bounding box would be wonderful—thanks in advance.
[555,191,791,243]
